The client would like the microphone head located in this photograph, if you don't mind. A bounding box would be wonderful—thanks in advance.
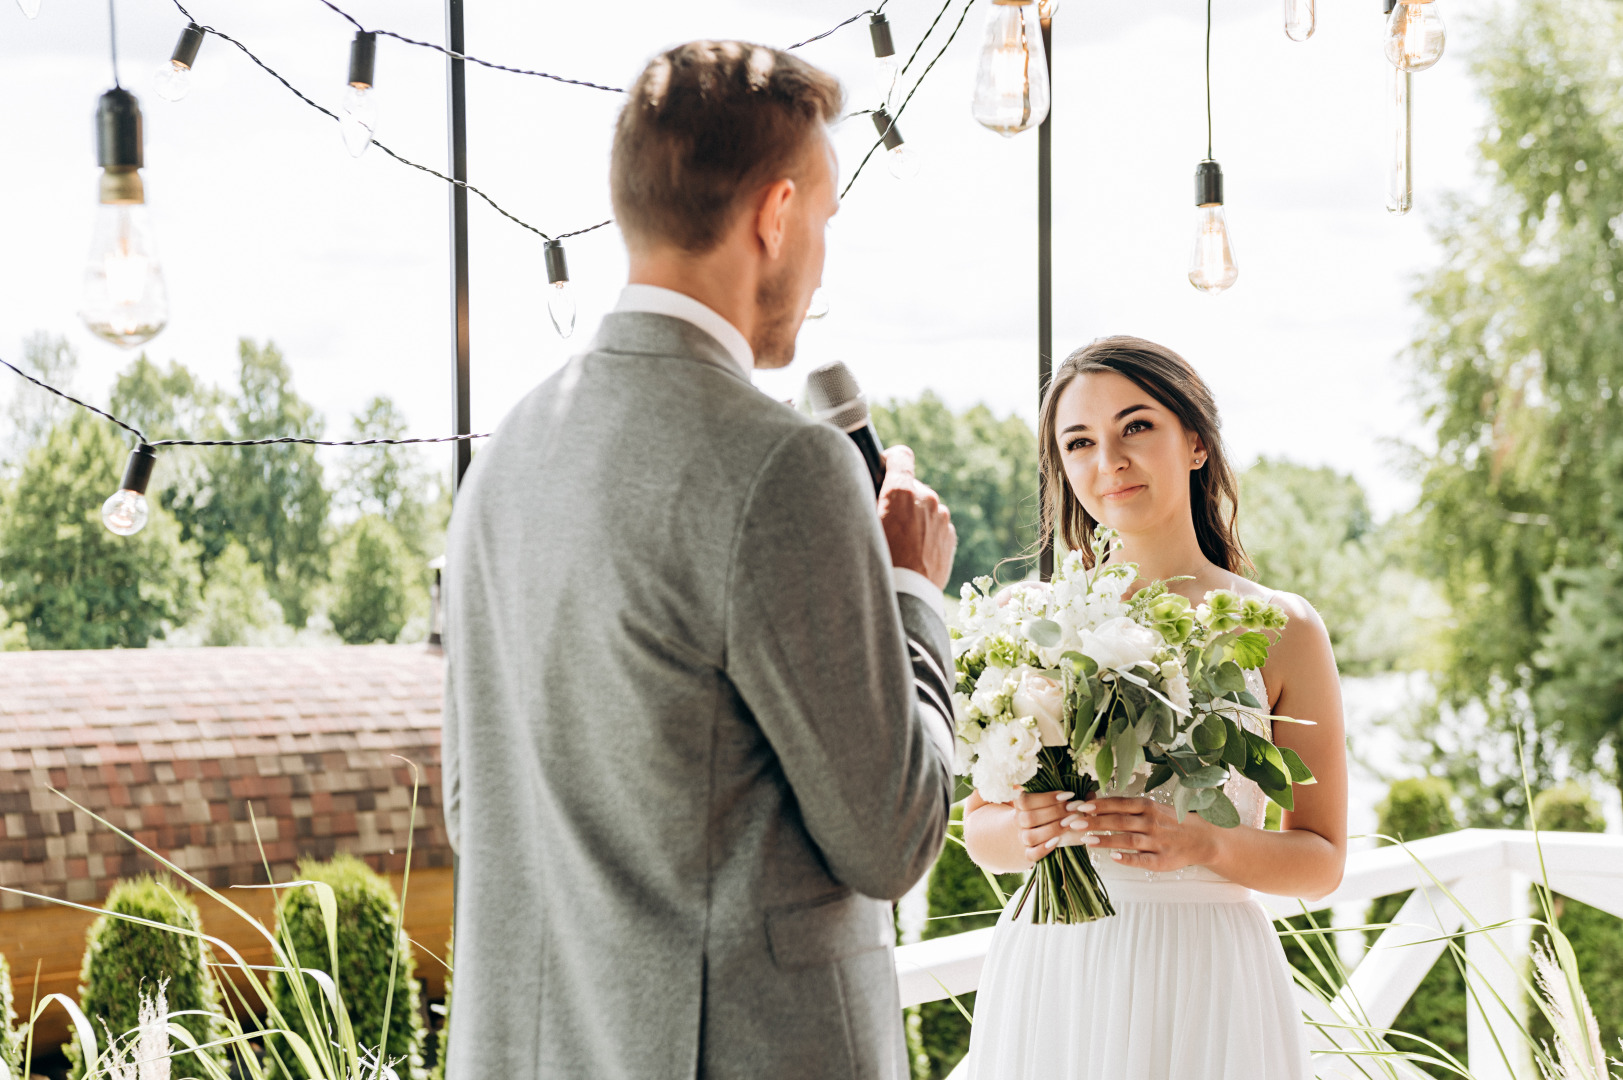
[803,361,870,433]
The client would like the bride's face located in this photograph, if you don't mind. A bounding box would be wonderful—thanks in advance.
[1053,371,1205,535]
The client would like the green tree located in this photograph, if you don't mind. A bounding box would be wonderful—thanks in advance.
[1407,0,1623,805]
[66,874,223,1080]
[265,856,425,1080]
[109,354,216,443]
[871,393,1038,592]
[167,339,331,627]
[1366,778,1467,1077]
[2,331,78,468]
[0,412,196,649]
[186,540,280,646]
[330,515,417,644]
[340,396,432,558]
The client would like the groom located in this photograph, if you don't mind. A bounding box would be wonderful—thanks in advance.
[440,41,958,1080]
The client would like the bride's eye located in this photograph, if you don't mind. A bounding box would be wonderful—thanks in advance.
[1123,419,1152,436]
[1063,436,1092,452]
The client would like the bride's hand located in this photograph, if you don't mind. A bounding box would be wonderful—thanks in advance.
[1057,796,1222,873]
[1010,789,1076,865]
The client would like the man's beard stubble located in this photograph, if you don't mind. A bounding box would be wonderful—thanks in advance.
[750,263,802,370]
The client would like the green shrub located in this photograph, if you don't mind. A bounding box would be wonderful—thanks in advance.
[1367,777,1466,1078]
[912,805,1023,1080]
[1529,783,1622,1059]
[1,950,19,1078]
[65,874,223,1080]
[265,855,425,1080]
[330,515,416,645]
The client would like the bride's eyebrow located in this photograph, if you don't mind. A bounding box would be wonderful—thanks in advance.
[1060,404,1153,434]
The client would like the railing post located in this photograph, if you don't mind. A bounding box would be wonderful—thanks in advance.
[1453,866,1532,1080]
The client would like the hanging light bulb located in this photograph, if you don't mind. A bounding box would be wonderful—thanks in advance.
[81,88,168,348]
[153,22,203,101]
[869,13,901,109]
[1384,0,1445,72]
[971,0,1051,137]
[1188,161,1238,294]
[544,239,576,339]
[1283,0,1315,41]
[871,108,920,179]
[102,444,156,536]
[17,0,42,18]
[805,288,829,320]
[341,31,378,157]
[1387,65,1412,214]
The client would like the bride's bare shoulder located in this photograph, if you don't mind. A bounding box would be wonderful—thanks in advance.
[1246,583,1334,668]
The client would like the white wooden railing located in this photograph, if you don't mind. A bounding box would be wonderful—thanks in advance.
[893,829,1623,1080]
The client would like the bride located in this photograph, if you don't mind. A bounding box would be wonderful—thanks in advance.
[959,336,1347,1080]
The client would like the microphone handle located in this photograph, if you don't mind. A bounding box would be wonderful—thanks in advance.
[847,421,886,497]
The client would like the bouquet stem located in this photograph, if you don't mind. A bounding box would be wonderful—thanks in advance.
[1011,747,1116,924]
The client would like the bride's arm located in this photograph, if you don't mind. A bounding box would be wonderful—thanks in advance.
[963,789,1074,875]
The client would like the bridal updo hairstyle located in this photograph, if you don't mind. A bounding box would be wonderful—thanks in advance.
[610,41,844,253]
[1038,336,1249,574]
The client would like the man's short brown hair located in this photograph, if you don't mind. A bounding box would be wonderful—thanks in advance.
[610,41,844,253]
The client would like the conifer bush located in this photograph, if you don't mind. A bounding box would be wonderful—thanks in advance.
[264,855,426,1080]
[65,874,223,1080]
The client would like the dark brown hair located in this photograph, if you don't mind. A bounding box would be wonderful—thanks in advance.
[610,41,844,253]
[1037,335,1250,574]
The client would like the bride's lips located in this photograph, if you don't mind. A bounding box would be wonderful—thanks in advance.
[1100,484,1146,502]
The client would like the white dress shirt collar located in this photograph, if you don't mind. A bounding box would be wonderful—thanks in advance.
[613,284,754,383]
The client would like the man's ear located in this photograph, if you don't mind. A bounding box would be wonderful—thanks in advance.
[754,178,797,259]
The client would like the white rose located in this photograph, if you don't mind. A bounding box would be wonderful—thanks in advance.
[1080,616,1161,672]
[970,718,1042,802]
[1166,672,1192,715]
[952,691,973,723]
[971,664,1010,715]
[1010,666,1066,747]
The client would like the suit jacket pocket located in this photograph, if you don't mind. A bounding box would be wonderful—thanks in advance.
[765,890,893,971]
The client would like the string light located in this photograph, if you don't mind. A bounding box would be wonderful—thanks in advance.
[543,240,576,339]
[1384,0,1445,71]
[102,444,155,536]
[153,22,204,101]
[1188,0,1238,294]
[341,31,378,157]
[870,13,901,108]
[83,88,170,347]
[871,108,920,179]
[1284,0,1315,42]
[970,0,1050,137]
[1387,64,1412,214]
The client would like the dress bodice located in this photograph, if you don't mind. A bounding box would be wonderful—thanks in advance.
[1093,666,1273,885]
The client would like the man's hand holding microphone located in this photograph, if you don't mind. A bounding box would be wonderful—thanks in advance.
[878,445,956,591]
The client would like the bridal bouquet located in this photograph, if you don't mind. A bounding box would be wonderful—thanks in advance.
[949,526,1316,923]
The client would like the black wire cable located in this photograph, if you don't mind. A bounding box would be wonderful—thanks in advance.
[840,0,972,199]
[1,358,149,444]
[1206,0,1214,159]
[107,0,121,87]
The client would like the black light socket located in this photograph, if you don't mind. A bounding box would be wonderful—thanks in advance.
[120,444,157,495]
[348,31,377,88]
[1383,0,1397,12]
[171,22,204,69]
[872,108,904,151]
[869,13,896,58]
[1195,159,1224,207]
[544,239,569,285]
[96,88,143,170]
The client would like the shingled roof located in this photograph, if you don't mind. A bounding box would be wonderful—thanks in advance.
[0,644,449,911]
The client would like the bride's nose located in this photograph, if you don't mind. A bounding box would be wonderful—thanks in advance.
[1096,435,1130,474]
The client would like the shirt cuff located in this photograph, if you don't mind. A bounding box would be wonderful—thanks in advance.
[892,567,945,619]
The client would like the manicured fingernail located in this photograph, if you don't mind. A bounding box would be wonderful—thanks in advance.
[1111,851,1123,860]
[1053,792,1074,802]
[1060,815,1079,828]
[1066,801,1085,812]
[1083,834,1101,846]
[1045,836,1060,849]
[1073,817,1090,830]
[1077,802,1096,813]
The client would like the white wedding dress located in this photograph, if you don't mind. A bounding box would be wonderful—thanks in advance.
[960,668,1314,1080]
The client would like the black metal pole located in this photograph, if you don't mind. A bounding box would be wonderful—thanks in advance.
[447,0,472,492]
[1037,8,1054,582]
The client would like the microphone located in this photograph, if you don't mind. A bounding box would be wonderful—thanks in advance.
[804,361,885,496]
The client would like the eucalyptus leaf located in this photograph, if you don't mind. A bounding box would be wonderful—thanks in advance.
[1279,746,1317,784]
[1173,780,1192,822]
[1191,714,1226,753]
[1197,790,1241,828]
[1214,661,1246,693]
[1234,690,1262,709]
[1095,742,1114,789]
[1182,764,1228,789]
[1144,763,1174,794]
[1186,786,1218,811]
[1027,618,1063,648]
[1064,651,1099,678]
[1266,784,1296,812]
[1220,719,1247,768]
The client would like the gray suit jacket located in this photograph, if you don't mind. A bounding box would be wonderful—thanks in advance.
[441,311,955,1080]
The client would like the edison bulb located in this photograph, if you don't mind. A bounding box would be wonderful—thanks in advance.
[1283,0,1315,41]
[1384,0,1445,72]
[548,282,576,338]
[886,144,921,180]
[971,0,1050,137]
[154,59,193,102]
[101,489,150,536]
[1387,67,1413,214]
[1188,206,1239,294]
[81,202,169,347]
[340,84,377,157]
[875,56,902,109]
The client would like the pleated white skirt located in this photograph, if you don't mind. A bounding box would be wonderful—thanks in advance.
[960,877,1313,1080]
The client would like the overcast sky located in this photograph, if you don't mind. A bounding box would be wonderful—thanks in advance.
[0,0,1493,517]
